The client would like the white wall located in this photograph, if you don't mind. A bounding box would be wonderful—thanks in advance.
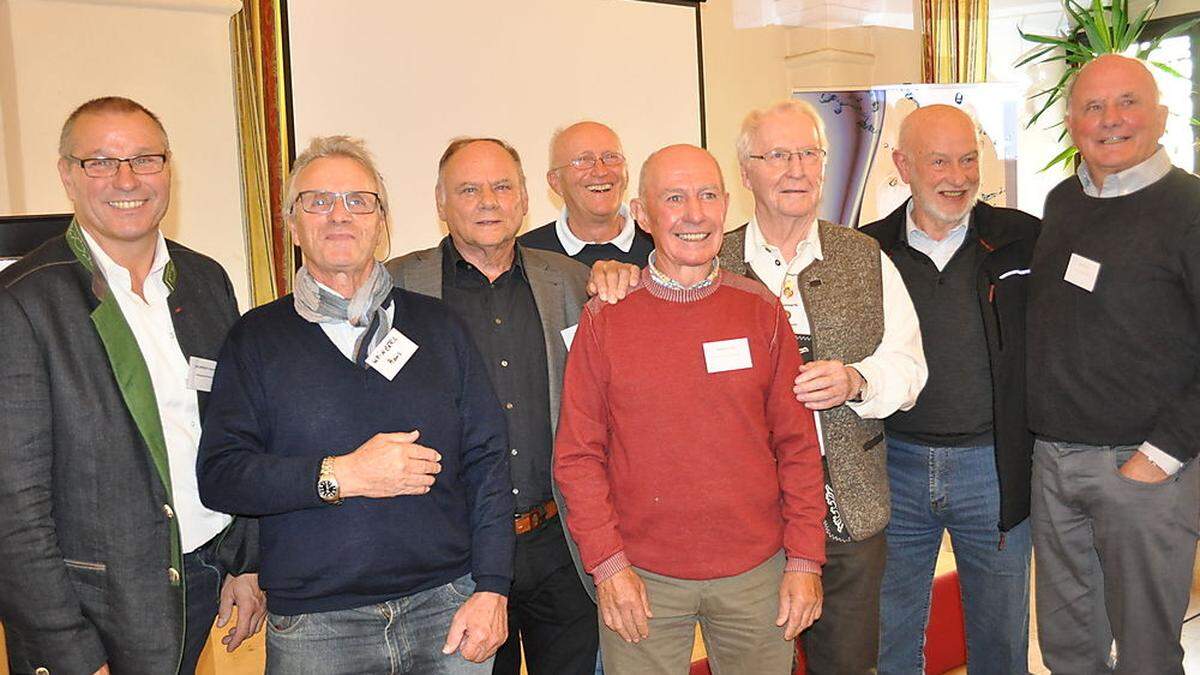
[0,0,250,308]
[988,0,1072,216]
[700,0,790,228]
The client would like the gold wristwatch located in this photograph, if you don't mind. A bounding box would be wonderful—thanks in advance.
[317,456,342,505]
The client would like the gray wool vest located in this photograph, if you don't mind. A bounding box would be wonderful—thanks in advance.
[719,221,890,541]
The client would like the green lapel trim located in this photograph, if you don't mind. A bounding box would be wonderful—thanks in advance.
[67,220,184,580]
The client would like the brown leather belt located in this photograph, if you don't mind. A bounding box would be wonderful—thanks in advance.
[514,499,558,535]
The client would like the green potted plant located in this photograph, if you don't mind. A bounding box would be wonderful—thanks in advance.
[1017,0,1199,170]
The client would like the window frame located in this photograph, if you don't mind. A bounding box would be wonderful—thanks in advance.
[1141,11,1200,172]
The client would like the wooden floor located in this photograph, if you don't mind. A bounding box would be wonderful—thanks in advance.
[3,545,1199,674]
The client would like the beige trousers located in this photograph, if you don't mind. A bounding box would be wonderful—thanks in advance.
[599,551,794,675]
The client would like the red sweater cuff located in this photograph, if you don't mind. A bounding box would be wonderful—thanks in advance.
[590,551,631,586]
[786,557,822,576]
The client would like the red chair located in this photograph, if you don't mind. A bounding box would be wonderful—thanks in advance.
[689,570,966,675]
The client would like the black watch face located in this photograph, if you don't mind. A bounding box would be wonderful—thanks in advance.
[317,479,338,500]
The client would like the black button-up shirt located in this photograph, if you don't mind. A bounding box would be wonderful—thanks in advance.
[440,237,552,512]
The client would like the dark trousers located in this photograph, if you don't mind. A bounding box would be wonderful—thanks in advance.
[181,534,228,674]
[800,532,887,675]
[493,517,598,675]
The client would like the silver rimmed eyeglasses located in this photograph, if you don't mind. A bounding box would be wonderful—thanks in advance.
[554,152,626,172]
[294,190,383,215]
[747,147,827,167]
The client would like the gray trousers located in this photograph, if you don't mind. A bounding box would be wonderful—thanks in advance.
[1031,439,1200,675]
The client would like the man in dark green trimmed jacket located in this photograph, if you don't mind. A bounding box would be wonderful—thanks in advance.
[0,97,262,675]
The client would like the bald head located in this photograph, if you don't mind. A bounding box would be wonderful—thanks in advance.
[893,105,981,231]
[1068,54,1160,114]
[632,144,728,285]
[547,121,628,228]
[897,105,977,157]
[638,144,724,199]
[1065,54,1167,184]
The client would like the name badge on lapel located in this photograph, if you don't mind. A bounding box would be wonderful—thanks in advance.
[703,338,753,374]
[187,357,217,392]
[366,328,419,381]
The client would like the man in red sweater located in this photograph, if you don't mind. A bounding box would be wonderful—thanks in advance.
[554,144,826,674]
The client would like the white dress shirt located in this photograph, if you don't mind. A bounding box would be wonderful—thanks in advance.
[744,218,928,454]
[904,200,971,272]
[1077,147,1183,475]
[554,204,637,255]
[80,228,231,553]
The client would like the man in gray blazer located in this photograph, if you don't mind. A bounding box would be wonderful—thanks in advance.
[0,96,263,675]
[387,137,596,675]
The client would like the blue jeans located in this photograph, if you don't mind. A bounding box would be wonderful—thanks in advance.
[182,535,227,674]
[878,438,1031,675]
[265,575,492,675]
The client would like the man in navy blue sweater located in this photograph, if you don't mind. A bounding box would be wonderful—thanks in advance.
[197,135,515,674]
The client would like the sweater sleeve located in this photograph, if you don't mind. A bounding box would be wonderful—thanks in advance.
[455,324,516,596]
[553,305,625,577]
[197,328,326,516]
[1146,221,1200,463]
[764,300,828,568]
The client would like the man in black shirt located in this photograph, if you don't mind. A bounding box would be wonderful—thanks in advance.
[387,137,597,675]
[1027,54,1200,674]
[519,121,653,267]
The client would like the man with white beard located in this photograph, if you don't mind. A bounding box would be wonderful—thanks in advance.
[859,104,1040,675]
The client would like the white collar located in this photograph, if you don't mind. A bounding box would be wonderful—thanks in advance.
[1077,146,1173,198]
[743,215,823,263]
[903,199,971,242]
[554,204,636,256]
[79,225,170,294]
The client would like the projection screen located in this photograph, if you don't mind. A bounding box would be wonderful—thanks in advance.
[286,0,704,256]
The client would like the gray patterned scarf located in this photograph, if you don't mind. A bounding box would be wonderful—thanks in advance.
[294,261,393,366]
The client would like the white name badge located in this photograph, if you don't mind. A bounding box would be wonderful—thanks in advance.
[1065,253,1101,292]
[561,324,578,349]
[366,328,419,381]
[186,357,217,392]
[703,337,753,374]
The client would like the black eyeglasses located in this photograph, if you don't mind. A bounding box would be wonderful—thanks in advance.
[68,154,168,178]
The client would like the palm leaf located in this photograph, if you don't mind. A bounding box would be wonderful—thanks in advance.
[1150,60,1187,79]
[1014,45,1059,67]
[1041,145,1079,172]
[1111,0,1128,48]
[1124,2,1158,49]
[1088,0,1113,52]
